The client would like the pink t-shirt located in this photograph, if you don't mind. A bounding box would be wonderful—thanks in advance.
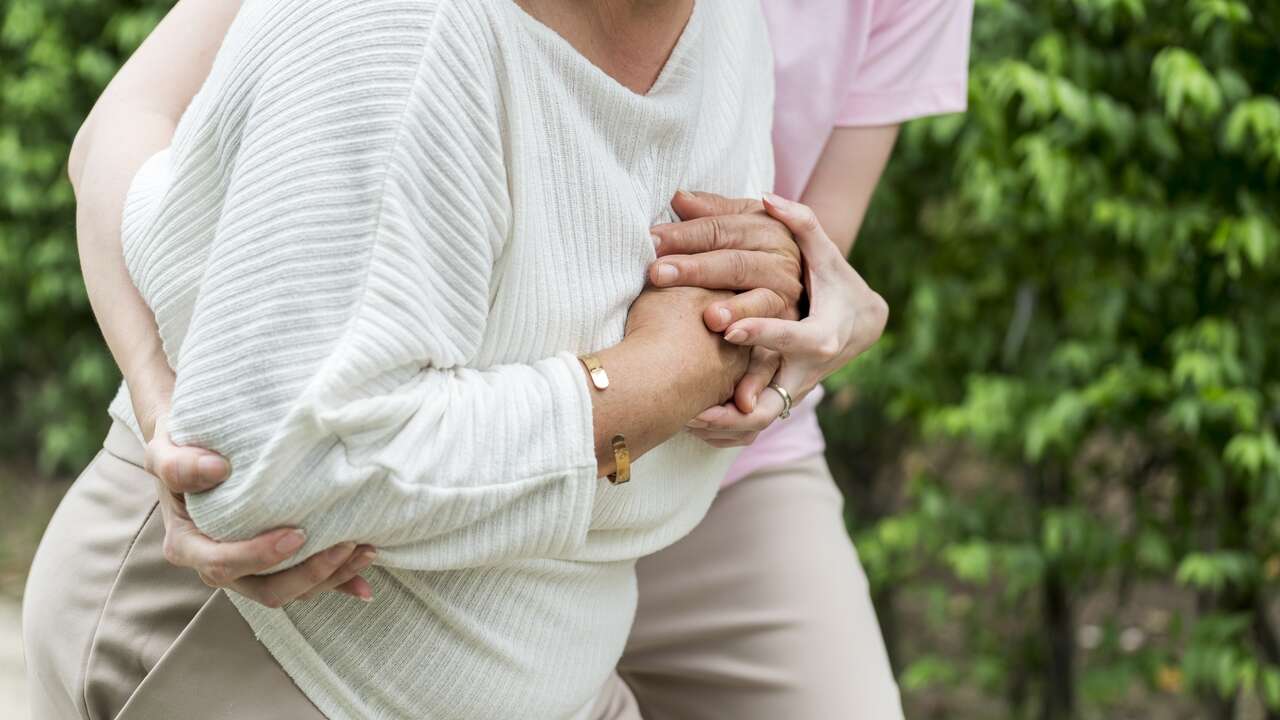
[723,0,974,487]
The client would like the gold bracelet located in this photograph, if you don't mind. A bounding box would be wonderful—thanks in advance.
[579,353,610,390]
[607,434,631,485]
[579,355,629,484]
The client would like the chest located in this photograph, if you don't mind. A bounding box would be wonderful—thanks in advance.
[473,29,774,365]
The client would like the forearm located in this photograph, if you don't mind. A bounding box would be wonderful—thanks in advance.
[589,328,738,476]
[173,276,740,565]
[75,108,179,438]
[71,0,239,438]
[184,342,735,568]
[800,124,900,254]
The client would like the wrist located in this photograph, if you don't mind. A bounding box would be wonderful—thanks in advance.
[122,355,175,443]
[616,328,737,411]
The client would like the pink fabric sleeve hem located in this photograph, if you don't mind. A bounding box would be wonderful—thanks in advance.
[835,80,969,127]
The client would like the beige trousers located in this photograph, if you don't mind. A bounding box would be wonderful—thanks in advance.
[23,425,898,719]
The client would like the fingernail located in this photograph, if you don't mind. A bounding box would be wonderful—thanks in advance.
[655,264,678,284]
[686,419,709,429]
[676,189,695,201]
[725,329,748,343]
[763,191,788,207]
[717,308,731,325]
[275,530,306,555]
[353,550,377,571]
[358,592,374,603]
[197,455,229,480]
[650,233,662,250]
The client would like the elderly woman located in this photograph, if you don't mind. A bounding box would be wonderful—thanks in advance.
[24,0,890,718]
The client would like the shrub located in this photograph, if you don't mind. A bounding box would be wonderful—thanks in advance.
[1,0,167,473]
[833,0,1280,716]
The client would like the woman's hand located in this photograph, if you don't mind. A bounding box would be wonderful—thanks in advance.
[145,412,378,606]
[684,193,889,447]
[649,191,803,330]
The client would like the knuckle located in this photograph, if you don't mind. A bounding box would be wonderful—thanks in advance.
[752,288,783,316]
[161,536,183,567]
[817,336,843,361]
[786,283,805,311]
[707,217,730,250]
[763,218,794,249]
[766,290,787,318]
[859,292,890,342]
[306,562,331,584]
[668,225,691,251]
[870,292,890,324]
[796,204,821,233]
[158,456,181,485]
[204,558,232,586]
[728,252,750,287]
[782,255,803,285]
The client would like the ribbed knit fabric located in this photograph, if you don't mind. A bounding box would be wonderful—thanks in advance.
[107,0,774,717]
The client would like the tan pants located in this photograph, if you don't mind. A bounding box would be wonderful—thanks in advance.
[24,425,898,719]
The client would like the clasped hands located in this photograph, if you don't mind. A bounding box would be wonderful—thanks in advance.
[142,189,887,605]
[650,190,888,447]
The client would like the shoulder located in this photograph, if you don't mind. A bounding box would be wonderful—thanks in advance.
[227,0,506,87]
[210,0,510,146]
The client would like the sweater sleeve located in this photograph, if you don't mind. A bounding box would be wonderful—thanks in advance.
[167,11,599,571]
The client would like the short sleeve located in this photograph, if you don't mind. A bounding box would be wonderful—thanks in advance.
[836,0,974,127]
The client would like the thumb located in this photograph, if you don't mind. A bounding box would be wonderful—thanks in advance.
[147,417,230,494]
[723,316,821,355]
[670,190,759,220]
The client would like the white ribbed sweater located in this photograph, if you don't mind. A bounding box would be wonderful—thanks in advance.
[108,0,773,717]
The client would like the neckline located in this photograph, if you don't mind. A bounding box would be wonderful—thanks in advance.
[508,0,702,100]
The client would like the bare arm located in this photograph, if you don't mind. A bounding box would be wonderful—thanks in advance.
[72,0,242,440]
[800,124,900,254]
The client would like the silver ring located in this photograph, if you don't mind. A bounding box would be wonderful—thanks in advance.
[768,383,793,420]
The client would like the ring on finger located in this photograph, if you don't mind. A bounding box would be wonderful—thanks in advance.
[767,383,793,420]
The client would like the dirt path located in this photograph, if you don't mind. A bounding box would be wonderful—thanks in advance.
[0,596,28,720]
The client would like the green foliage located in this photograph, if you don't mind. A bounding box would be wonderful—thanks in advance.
[1,0,168,473]
[830,0,1280,716]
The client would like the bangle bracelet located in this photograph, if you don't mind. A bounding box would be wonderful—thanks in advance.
[579,353,610,390]
[580,355,630,484]
[607,434,631,485]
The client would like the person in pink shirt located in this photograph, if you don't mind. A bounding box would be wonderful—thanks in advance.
[619,1,974,716]
[49,1,973,717]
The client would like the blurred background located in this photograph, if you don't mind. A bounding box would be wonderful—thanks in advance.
[2,0,1278,718]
